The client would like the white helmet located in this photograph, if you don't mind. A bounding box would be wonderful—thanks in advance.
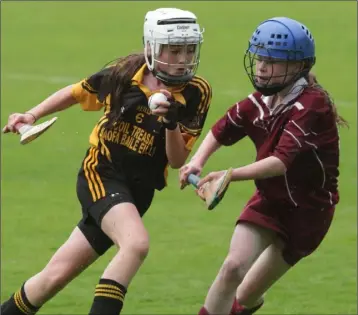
[143,8,204,85]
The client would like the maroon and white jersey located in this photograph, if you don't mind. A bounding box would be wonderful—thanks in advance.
[212,78,340,209]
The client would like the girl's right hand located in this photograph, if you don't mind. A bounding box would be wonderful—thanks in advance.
[2,112,36,134]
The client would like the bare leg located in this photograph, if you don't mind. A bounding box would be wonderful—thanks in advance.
[86,203,150,315]
[25,227,98,306]
[100,202,150,287]
[236,238,291,307]
[204,223,277,314]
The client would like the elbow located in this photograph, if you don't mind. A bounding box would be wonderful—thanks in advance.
[168,160,185,169]
[168,155,188,169]
[270,156,287,177]
[276,161,287,176]
[170,164,182,170]
[167,149,190,169]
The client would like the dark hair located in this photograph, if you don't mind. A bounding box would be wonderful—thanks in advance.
[306,72,349,128]
[101,53,146,128]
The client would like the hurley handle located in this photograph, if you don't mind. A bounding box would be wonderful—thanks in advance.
[188,174,200,188]
[15,122,32,134]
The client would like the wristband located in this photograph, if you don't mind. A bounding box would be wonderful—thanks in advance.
[25,112,37,123]
[163,120,178,130]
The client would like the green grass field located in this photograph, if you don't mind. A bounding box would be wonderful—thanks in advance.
[1,1,356,314]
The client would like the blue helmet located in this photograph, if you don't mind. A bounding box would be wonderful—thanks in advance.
[244,17,316,96]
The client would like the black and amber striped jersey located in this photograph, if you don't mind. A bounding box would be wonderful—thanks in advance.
[72,63,212,190]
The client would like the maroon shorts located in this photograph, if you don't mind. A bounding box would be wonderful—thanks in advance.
[238,191,335,266]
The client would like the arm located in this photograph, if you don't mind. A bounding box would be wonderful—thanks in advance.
[26,67,110,119]
[162,78,213,169]
[191,99,248,167]
[167,127,222,169]
[27,85,77,120]
[230,97,329,181]
[3,84,78,133]
[231,156,286,181]
[4,70,108,133]
[189,130,221,167]
[198,155,286,188]
[165,125,191,169]
[180,99,248,187]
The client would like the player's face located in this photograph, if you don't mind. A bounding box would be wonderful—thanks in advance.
[254,56,303,86]
[156,44,198,76]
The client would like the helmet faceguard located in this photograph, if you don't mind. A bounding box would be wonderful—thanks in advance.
[143,8,204,85]
[244,17,316,96]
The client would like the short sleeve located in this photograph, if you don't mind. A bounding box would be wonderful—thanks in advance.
[211,101,247,146]
[71,67,112,111]
[179,76,212,150]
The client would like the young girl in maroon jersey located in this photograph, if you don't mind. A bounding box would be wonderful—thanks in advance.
[180,17,347,315]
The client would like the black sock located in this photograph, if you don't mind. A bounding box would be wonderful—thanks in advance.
[89,278,127,315]
[1,284,40,315]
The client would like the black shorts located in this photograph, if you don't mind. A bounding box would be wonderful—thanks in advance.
[76,149,155,255]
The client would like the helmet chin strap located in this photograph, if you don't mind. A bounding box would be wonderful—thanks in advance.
[254,68,310,96]
[152,68,193,86]
[255,84,289,96]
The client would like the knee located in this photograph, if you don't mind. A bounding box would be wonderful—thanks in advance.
[39,263,76,292]
[220,256,249,283]
[126,237,150,261]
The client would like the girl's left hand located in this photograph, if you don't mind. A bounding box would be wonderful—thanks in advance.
[197,170,228,188]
